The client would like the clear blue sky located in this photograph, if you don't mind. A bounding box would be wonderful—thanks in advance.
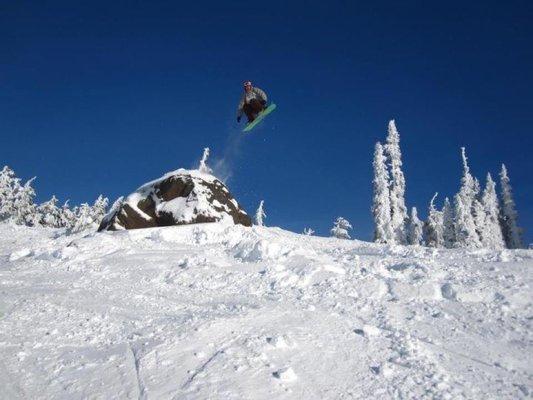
[1,1,531,242]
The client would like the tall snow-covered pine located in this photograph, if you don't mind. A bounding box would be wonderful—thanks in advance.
[372,142,393,243]
[453,148,481,248]
[480,173,505,249]
[499,164,522,248]
[0,166,19,221]
[384,120,408,244]
[92,195,109,224]
[442,197,455,248]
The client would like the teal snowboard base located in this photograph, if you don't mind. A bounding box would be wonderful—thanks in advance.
[243,103,277,132]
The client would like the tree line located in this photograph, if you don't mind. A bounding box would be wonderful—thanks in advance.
[0,166,108,232]
[372,120,523,249]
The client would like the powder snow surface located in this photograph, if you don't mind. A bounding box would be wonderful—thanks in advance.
[0,222,531,399]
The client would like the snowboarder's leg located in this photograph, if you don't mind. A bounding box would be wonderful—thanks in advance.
[243,104,256,122]
[243,99,266,122]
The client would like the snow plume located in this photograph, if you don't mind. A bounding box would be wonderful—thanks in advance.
[198,145,235,182]
[198,147,213,174]
[255,200,266,226]
[210,131,246,183]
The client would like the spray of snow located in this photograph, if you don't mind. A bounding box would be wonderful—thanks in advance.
[209,131,246,183]
[198,147,213,174]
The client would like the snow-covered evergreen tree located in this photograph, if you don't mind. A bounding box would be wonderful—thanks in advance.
[99,197,124,230]
[407,207,423,245]
[60,201,77,229]
[384,120,408,244]
[36,195,62,227]
[303,228,315,236]
[0,166,19,221]
[330,217,352,240]
[472,177,486,244]
[424,193,444,247]
[92,195,109,224]
[442,197,455,248]
[198,147,213,174]
[453,148,481,248]
[0,165,109,232]
[0,168,39,226]
[499,164,522,248]
[69,195,109,232]
[71,203,94,232]
[255,200,266,226]
[480,173,505,249]
[473,177,481,198]
[472,198,485,244]
[13,177,37,226]
[372,142,393,243]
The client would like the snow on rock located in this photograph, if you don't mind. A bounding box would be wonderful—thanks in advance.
[266,335,293,349]
[273,367,297,382]
[8,248,33,261]
[99,168,251,231]
[0,222,532,399]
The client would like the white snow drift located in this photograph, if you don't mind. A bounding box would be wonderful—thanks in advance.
[0,222,531,399]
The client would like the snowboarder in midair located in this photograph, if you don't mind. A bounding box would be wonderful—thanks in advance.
[236,81,268,123]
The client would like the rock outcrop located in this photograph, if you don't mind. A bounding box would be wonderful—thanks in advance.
[98,169,251,231]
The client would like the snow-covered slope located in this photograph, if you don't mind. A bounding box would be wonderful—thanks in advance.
[0,222,531,399]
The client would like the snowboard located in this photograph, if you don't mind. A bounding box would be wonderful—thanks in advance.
[243,103,277,133]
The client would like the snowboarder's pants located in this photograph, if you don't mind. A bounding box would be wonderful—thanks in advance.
[243,99,266,122]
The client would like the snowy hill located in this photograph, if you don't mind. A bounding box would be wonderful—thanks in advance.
[99,168,251,231]
[0,222,531,399]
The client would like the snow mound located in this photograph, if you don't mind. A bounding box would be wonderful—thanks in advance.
[99,168,251,231]
[273,367,297,382]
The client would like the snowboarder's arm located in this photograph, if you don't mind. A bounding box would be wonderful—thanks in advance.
[236,95,245,117]
[253,87,268,103]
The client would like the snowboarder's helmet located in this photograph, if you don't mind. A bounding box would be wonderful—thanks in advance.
[243,81,252,87]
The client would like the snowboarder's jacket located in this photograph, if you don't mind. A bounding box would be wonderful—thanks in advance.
[237,87,268,118]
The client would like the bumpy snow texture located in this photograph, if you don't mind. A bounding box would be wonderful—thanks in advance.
[1,222,531,399]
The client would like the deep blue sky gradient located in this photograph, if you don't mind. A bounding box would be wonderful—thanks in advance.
[1,1,532,242]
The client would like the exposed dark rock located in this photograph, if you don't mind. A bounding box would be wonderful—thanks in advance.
[99,169,251,231]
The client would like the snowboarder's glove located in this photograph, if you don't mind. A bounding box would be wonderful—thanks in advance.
[237,116,241,123]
